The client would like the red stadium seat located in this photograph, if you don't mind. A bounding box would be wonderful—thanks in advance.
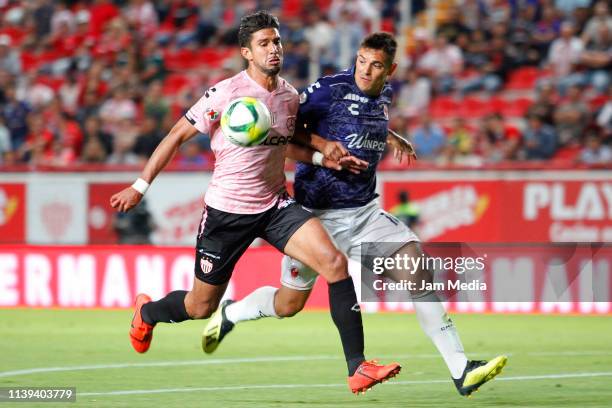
[163,73,190,95]
[429,97,459,119]
[164,49,199,71]
[460,97,491,118]
[505,67,539,90]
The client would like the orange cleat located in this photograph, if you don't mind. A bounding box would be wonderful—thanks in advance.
[348,360,402,394]
[129,294,154,353]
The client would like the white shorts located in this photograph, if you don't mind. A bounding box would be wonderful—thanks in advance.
[281,199,420,291]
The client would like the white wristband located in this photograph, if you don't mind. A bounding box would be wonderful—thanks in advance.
[131,178,150,195]
[312,151,324,166]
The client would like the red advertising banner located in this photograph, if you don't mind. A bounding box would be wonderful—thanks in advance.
[0,246,609,314]
[0,184,26,244]
[383,180,612,242]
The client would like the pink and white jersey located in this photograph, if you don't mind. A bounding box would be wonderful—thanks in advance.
[185,70,298,214]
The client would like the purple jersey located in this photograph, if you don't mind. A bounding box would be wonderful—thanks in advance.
[295,67,392,209]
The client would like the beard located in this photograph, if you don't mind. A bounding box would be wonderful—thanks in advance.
[256,60,282,76]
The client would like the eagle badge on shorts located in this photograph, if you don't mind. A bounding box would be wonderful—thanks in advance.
[200,257,213,274]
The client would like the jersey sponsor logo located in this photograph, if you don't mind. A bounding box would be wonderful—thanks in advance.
[343,93,369,103]
[346,132,386,152]
[200,257,213,274]
[348,103,359,116]
[261,134,293,146]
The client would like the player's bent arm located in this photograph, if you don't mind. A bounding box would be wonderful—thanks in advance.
[110,117,199,212]
[139,116,200,183]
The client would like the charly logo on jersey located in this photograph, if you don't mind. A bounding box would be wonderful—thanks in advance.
[346,131,386,152]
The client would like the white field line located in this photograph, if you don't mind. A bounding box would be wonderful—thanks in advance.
[77,372,612,397]
[1,351,612,379]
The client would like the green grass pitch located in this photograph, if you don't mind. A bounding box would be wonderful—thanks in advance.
[1,309,611,407]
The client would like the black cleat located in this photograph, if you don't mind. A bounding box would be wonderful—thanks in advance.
[202,299,235,354]
[453,356,508,396]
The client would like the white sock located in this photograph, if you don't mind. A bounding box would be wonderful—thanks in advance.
[414,292,468,379]
[225,286,280,324]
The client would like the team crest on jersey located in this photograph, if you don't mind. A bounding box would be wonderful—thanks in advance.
[205,108,219,121]
[200,257,213,274]
[299,92,307,104]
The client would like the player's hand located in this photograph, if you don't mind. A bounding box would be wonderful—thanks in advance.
[338,155,369,174]
[387,129,417,164]
[110,187,143,213]
[321,141,349,161]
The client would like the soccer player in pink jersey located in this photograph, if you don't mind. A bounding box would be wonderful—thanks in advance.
[110,11,400,394]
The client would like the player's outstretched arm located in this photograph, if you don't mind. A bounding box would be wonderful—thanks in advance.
[387,129,417,164]
[110,117,199,212]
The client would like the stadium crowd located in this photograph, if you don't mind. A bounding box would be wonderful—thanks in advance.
[0,0,610,168]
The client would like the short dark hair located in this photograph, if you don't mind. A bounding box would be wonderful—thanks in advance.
[238,11,280,48]
[360,32,397,64]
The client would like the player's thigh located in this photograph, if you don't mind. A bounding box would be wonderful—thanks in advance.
[346,203,419,282]
[278,214,349,291]
[263,199,347,283]
[283,217,348,283]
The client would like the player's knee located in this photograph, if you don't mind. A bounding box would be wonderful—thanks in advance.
[275,297,306,318]
[325,250,349,283]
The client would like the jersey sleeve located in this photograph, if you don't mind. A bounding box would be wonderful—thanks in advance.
[298,78,331,125]
[184,86,223,134]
